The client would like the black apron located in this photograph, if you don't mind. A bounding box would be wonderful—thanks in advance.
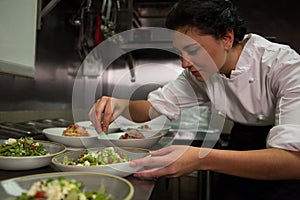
[213,122,300,200]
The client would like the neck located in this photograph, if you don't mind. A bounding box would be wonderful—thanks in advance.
[221,39,248,77]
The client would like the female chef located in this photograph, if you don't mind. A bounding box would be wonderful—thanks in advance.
[89,0,300,199]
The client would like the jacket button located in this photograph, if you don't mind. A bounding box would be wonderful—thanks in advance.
[218,111,225,117]
[257,114,264,120]
[249,77,255,83]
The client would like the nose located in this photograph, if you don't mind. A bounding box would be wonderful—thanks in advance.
[181,57,193,69]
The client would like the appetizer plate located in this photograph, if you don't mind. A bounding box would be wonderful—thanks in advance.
[43,127,99,148]
[98,132,164,148]
[52,147,150,177]
[76,120,120,133]
[0,172,133,200]
[120,125,171,137]
[0,140,66,170]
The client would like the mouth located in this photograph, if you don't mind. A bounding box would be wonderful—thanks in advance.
[190,70,201,76]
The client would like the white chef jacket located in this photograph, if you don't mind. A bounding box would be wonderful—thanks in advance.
[148,33,300,151]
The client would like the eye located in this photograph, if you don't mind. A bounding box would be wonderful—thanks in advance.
[187,47,200,56]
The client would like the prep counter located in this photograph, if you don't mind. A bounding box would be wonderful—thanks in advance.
[0,123,224,200]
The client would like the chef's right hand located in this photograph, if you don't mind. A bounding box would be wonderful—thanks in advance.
[89,96,129,133]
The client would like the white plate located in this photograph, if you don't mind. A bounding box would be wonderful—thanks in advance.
[0,172,133,200]
[43,127,99,148]
[52,147,150,177]
[0,140,66,170]
[76,121,120,133]
[98,132,164,148]
[120,125,171,136]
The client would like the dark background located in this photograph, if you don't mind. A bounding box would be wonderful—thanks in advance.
[0,0,299,118]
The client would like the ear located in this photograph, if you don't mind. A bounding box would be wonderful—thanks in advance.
[222,29,234,50]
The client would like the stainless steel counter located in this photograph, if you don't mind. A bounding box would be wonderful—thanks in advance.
[0,122,223,200]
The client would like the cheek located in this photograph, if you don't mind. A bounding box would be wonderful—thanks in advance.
[208,48,226,70]
[195,49,220,72]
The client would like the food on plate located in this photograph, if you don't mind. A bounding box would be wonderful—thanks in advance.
[16,176,111,200]
[138,124,152,130]
[62,124,90,137]
[63,147,129,166]
[119,128,145,139]
[0,137,48,157]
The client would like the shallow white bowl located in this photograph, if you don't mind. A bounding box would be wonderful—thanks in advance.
[76,121,120,133]
[120,125,171,136]
[43,127,99,148]
[0,140,66,170]
[98,132,164,148]
[0,172,134,200]
[52,147,150,177]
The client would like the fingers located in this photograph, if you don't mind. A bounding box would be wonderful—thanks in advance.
[88,105,102,132]
[149,146,174,156]
[102,105,113,133]
[130,157,164,168]
[134,167,169,178]
[133,166,180,178]
[89,96,112,133]
[130,146,183,169]
[130,154,175,169]
[130,146,194,178]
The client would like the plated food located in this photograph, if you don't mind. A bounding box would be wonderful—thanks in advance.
[63,147,129,166]
[52,147,150,177]
[0,137,48,157]
[120,124,171,137]
[62,124,90,136]
[119,128,145,139]
[16,176,111,200]
[98,132,164,148]
[0,172,134,200]
[0,138,66,170]
[43,127,99,148]
[76,121,120,133]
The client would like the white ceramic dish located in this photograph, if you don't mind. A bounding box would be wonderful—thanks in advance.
[98,132,164,148]
[76,121,120,133]
[43,127,99,148]
[120,125,171,136]
[0,140,66,170]
[52,147,150,177]
[0,172,134,200]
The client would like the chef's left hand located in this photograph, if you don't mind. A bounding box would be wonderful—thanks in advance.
[130,145,205,178]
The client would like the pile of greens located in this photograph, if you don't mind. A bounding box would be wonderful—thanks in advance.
[64,147,129,166]
[0,137,48,157]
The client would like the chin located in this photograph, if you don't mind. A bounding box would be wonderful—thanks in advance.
[195,76,205,82]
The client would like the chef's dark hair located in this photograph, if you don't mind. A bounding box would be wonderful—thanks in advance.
[165,0,247,45]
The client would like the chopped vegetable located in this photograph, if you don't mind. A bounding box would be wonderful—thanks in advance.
[63,147,129,166]
[0,137,48,157]
[16,176,111,200]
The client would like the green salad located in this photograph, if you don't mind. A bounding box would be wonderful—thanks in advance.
[0,137,48,157]
[16,176,111,200]
[64,147,129,166]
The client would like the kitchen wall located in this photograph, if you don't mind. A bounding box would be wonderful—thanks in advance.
[0,0,81,122]
[0,0,299,123]
[234,0,300,52]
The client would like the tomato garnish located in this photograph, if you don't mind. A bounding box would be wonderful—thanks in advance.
[108,158,114,164]
[117,152,125,159]
[34,191,46,198]
[29,145,36,150]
